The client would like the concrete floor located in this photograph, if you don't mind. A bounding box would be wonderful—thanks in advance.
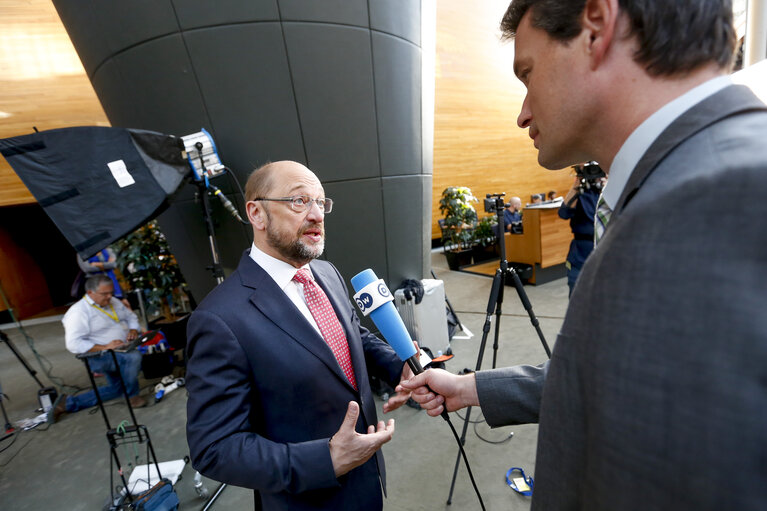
[0,251,568,510]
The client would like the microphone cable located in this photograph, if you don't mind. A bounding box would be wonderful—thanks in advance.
[453,407,514,445]
[441,412,486,510]
[223,166,250,222]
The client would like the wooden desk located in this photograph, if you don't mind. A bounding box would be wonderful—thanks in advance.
[504,207,571,283]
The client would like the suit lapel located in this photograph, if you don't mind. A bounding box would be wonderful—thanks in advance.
[237,253,352,389]
[614,85,767,218]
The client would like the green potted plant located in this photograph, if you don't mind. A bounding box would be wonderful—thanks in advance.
[114,220,191,322]
[439,186,478,270]
[472,215,499,262]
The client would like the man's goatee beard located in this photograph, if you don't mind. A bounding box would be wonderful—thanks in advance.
[266,225,324,264]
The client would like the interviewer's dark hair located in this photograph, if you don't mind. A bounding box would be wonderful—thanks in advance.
[501,0,736,76]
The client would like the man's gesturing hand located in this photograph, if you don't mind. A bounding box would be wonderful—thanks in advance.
[395,368,479,418]
[329,401,395,477]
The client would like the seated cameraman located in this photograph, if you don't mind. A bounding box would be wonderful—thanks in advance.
[49,275,146,423]
[558,162,605,296]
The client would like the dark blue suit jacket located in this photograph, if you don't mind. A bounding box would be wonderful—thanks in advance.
[186,251,403,510]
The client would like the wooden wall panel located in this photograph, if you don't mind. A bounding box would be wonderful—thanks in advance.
[0,223,52,318]
[432,0,573,239]
[0,0,109,207]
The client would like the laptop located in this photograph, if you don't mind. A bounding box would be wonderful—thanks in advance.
[114,331,156,352]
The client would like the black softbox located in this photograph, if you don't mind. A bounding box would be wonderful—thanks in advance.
[0,126,189,259]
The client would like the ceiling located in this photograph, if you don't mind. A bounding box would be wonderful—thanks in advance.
[0,0,109,207]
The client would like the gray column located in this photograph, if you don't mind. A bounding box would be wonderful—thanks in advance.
[53,0,432,302]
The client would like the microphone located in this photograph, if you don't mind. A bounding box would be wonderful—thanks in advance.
[351,268,485,508]
[209,185,245,223]
[350,269,424,375]
[351,269,450,422]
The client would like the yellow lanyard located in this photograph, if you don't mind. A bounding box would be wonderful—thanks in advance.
[89,301,119,322]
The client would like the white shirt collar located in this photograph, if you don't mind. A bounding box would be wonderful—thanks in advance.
[249,243,312,290]
[602,74,732,210]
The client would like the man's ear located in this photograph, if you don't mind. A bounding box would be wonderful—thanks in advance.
[246,201,267,231]
[581,0,619,70]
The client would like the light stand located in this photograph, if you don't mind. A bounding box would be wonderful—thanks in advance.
[444,193,551,505]
[181,127,248,286]
[1,376,15,442]
[192,141,226,285]
[0,329,51,444]
[181,132,238,506]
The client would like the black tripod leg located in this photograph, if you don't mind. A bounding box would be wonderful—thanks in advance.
[0,377,14,438]
[491,278,504,369]
[446,269,503,505]
[508,268,552,358]
[0,330,45,388]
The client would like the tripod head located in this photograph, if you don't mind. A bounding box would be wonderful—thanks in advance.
[483,192,508,215]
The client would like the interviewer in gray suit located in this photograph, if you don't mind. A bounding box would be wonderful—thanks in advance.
[396,0,767,509]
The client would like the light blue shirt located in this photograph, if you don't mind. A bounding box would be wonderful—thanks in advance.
[62,295,140,354]
[602,75,733,211]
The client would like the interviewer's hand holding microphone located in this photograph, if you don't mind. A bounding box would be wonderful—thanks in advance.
[393,369,479,417]
[351,269,469,421]
[351,269,481,418]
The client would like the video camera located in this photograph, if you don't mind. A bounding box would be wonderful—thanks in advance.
[483,192,507,214]
[574,161,606,194]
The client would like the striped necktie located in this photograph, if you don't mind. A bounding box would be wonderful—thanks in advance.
[594,193,613,245]
[293,269,358,390]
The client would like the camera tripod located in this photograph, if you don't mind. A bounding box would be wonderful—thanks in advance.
[445,193,552,505]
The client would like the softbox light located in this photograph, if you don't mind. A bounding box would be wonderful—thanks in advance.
[0,126,189,259]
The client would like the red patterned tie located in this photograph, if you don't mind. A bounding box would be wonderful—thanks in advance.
[293,269,358,390]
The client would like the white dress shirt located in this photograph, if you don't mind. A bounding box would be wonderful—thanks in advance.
[62,295,140,354]
[602,75,733,210]
[248,243,323,336]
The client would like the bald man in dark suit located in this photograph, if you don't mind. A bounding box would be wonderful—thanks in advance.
[186,161,413,510]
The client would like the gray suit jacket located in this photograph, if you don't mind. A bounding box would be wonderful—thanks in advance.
[476,84,767,510]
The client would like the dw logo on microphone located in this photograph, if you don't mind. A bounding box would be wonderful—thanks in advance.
[352,278,394,316]
[356,293,374,313]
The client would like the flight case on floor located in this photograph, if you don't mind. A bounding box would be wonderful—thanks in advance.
[394,279,450,355]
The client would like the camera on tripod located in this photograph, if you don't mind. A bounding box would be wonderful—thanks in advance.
[483,192,507,214]
[574,161,606,194]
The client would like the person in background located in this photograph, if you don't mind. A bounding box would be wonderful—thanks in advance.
[77,247,130,308]
[503,196,523,232]
[49,275,146,423]
[558,164,604,296]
